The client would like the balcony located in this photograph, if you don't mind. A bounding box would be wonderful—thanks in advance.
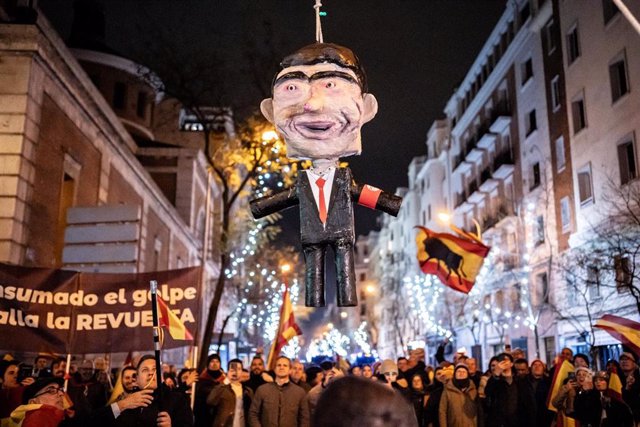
[466,180,479,197]
[480,167,492,184]
[454,192,466,208]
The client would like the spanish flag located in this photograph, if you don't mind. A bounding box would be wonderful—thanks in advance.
[594,314,640,356]
[608,365,624,400]
[547,359,577,427]
[415,226,490,293]
[157,295,193,340]
[267,287,302,371]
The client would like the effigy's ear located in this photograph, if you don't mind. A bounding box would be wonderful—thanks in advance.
[260,98,275,123]
[361,94,378,124]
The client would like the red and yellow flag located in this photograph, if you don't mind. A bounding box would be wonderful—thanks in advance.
[267,287,302,371]
[608,365,624,400]
[594,314,640,356]
[157,295,193,340]
[415,226,490,293]
[547,359,577,427]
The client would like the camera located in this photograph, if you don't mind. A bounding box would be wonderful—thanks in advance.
[567,372,576,381]
[18,364,34,382]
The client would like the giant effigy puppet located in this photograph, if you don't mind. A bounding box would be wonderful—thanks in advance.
[250,4,402,307]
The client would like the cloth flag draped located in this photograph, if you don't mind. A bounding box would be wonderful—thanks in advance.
[547,359,577,427]
[415,226,490,293]
[594,314,640,356]
[608,366,624,400]
[267,287,302,371]
[158,295,193,340]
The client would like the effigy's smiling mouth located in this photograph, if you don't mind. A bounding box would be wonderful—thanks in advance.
[298,121,335,133]
[289,115,352,139]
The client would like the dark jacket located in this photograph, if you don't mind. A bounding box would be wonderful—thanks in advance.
[112,386,193,427]
[248,381,309,427]
[621,369,640,422]
[483,375,535,427]
[424,382,444,427]
[526,374,554,427]
[574,389,633,427]
[206,382,253,427]
[194,369,225,427]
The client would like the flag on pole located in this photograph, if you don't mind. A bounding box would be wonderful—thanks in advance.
[415,226,490,294]
[608,365,624,400]
[547,359,577,427]
[594,314,640,356]
[267,287,302,371]
[157,295,194,340]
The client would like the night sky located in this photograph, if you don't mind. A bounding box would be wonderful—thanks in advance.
[39,0,506,237]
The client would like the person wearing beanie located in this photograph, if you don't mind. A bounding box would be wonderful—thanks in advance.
[574,370,634,427]
[573,353,590,368]
[379,359,410,401]
[194,353,225,427]
[8,377,71,427]
[439,364,480,427]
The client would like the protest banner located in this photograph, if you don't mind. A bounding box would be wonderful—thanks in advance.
[0,263,202,353]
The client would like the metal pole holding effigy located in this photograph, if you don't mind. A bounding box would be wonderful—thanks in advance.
[150,280,163,403]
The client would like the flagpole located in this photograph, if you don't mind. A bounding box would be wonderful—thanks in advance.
[150,280,163,404]
[190,345,198,410]
[63,353,71,392]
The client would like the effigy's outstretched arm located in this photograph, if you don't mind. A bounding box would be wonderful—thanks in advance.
[249,187,299,219]
[351,181,403,217]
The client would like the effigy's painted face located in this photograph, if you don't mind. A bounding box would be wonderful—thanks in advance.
[261,62,377,161]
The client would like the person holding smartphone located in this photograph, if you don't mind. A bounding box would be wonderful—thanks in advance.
[1,360,35,420]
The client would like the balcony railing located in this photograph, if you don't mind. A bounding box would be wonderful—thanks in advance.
[480,167,492,184]
[493,149,513,170]
[467,180,479,196]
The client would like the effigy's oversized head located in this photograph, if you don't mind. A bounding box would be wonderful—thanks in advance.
[260,43,378,161]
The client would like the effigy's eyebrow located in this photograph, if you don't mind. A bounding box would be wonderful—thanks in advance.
[274,71,310,87]
[309,71,358,85]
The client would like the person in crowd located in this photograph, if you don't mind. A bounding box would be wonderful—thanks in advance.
[176,368,197,394]
[307,366,344,415]
[67,359,108,421]
[403,349,429,387]
[619,351,640,424]
[163,373,177,390]
[527,359,553,427]
[483,352,535,427]
[349,365,362,377]
[510,348,526,362]
[439,364,481,427]
[477,356,499,398]
[111,366,137,402]
[397,357,409,379]
[513,358,529,378]
[574,370,634,427]
[243,356,271,393]
[290,359,311,392]
[362,364,375,380]
[304,365,323,388]
[424,365,452,427]
[108,354,193,426]
[379,359,410,400]
[33,355,52,378]
[194,353,226,427]
[552,367,590,418]
[8,377,72,427]
[312,376,418,427]
[50,358,67,379]
[465,358,481,388]
[573,353,590,369]
[409,373,427,427]
[206,358,253,427]
[249,356,309,427]
[1,360,35,419]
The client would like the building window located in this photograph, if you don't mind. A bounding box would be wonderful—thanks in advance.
[614,255,631,293]
[535,215,545,245]
[519,1,531,25]
[531,162,541,190]
[551,76,561,112]
[609,52,630,103]
[577,163,594,206]
[571,93,587,133]
[618,138,637,185]
[113,82,127,110]
[545,19,556,54]
[428,205,432,221]
[526,109,537,136]
[136,92,147,118]
[555,136,566,172]
[560,196,571,233]
[587,266,601,299]
[567,25,581,65]
[521,58,533,85]
[602,0,620,24]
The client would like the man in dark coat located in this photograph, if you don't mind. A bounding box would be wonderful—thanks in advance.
[620,351,640,424]
[483,352,536,427]
[248,356,309,427]
[194,353,225,427]
[206,359,253,427]
[111,355,193,427]
[250,42,402,307]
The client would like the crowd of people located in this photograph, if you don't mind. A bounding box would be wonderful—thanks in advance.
[0,346,638,426]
